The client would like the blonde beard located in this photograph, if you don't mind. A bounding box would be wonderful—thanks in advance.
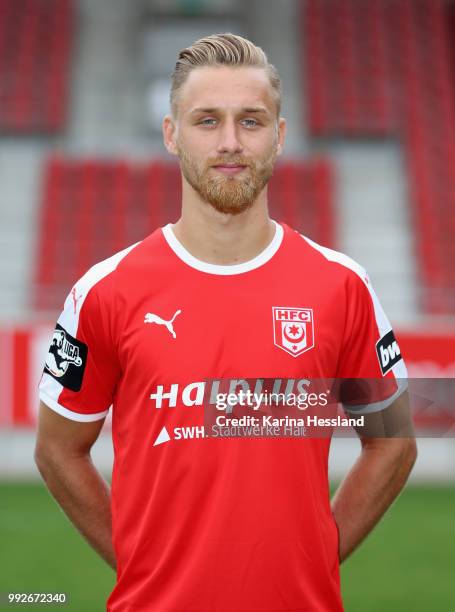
[177,145,277,215]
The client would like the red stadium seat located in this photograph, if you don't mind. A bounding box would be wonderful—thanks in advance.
[0,0,74,134]
[302,0,455,314]
[303,0,397,135]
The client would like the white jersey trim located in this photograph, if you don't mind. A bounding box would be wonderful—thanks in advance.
[39,240,141,412]
[162,220,283,275]
[343,379,409,414]
[301,234,408,380]
[59,240,141,336]
[39,389,109,422]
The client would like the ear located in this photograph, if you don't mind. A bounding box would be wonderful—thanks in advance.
[162,115,179,156]
[276,117,286,156]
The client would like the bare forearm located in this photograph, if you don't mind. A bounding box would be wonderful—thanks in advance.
[331,438,417,563]
[35,451,116,570]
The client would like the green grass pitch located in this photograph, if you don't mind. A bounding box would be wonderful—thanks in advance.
[0,482,453,610]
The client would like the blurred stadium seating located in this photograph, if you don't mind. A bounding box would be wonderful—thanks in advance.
[0,0,74,133]
[304,0,455,313]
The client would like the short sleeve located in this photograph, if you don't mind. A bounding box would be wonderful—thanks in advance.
[39,276,120,422]
[336,269,408,414]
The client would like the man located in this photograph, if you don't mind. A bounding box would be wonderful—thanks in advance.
[35,33,417,611]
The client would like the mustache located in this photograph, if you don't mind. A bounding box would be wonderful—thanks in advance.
[208,157,253,167]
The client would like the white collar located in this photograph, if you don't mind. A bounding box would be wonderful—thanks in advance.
[161,220,283,275]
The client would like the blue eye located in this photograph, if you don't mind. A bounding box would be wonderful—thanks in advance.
[242,118,258,128]
[199,118,217,126]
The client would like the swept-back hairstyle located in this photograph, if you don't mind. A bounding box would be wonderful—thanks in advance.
[170,33,282,117]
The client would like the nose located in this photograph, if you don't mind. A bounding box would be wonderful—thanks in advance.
[216,119,243,155]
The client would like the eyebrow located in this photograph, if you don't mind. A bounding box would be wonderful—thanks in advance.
[189,106,270,115]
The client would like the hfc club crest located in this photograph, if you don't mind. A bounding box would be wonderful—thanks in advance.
[272,307,315,357]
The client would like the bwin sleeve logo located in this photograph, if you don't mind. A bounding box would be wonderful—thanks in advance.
[44,323,88,391]
[376,330,402,376]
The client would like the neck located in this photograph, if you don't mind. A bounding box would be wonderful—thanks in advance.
[170,180,275,265]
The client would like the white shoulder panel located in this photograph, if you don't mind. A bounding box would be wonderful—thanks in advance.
[59,241,141,335]
[300,234,408,379]
[39,240,141,420]
[301,235,368,283]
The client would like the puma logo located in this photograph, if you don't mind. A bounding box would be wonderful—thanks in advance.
[71,287,83,314]
[144,309,182,339]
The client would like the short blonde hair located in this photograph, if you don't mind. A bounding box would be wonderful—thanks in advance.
[170,32,282,117]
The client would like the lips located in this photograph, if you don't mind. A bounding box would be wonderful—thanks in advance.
[212,164,247,175]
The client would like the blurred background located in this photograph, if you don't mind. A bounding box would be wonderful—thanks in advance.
[0,0,454,610]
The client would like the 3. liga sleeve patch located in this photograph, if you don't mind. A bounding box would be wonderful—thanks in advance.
[376,330,402,376]
[44,323,88,391]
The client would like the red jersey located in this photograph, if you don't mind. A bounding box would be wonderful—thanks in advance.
[39,221,407,611]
